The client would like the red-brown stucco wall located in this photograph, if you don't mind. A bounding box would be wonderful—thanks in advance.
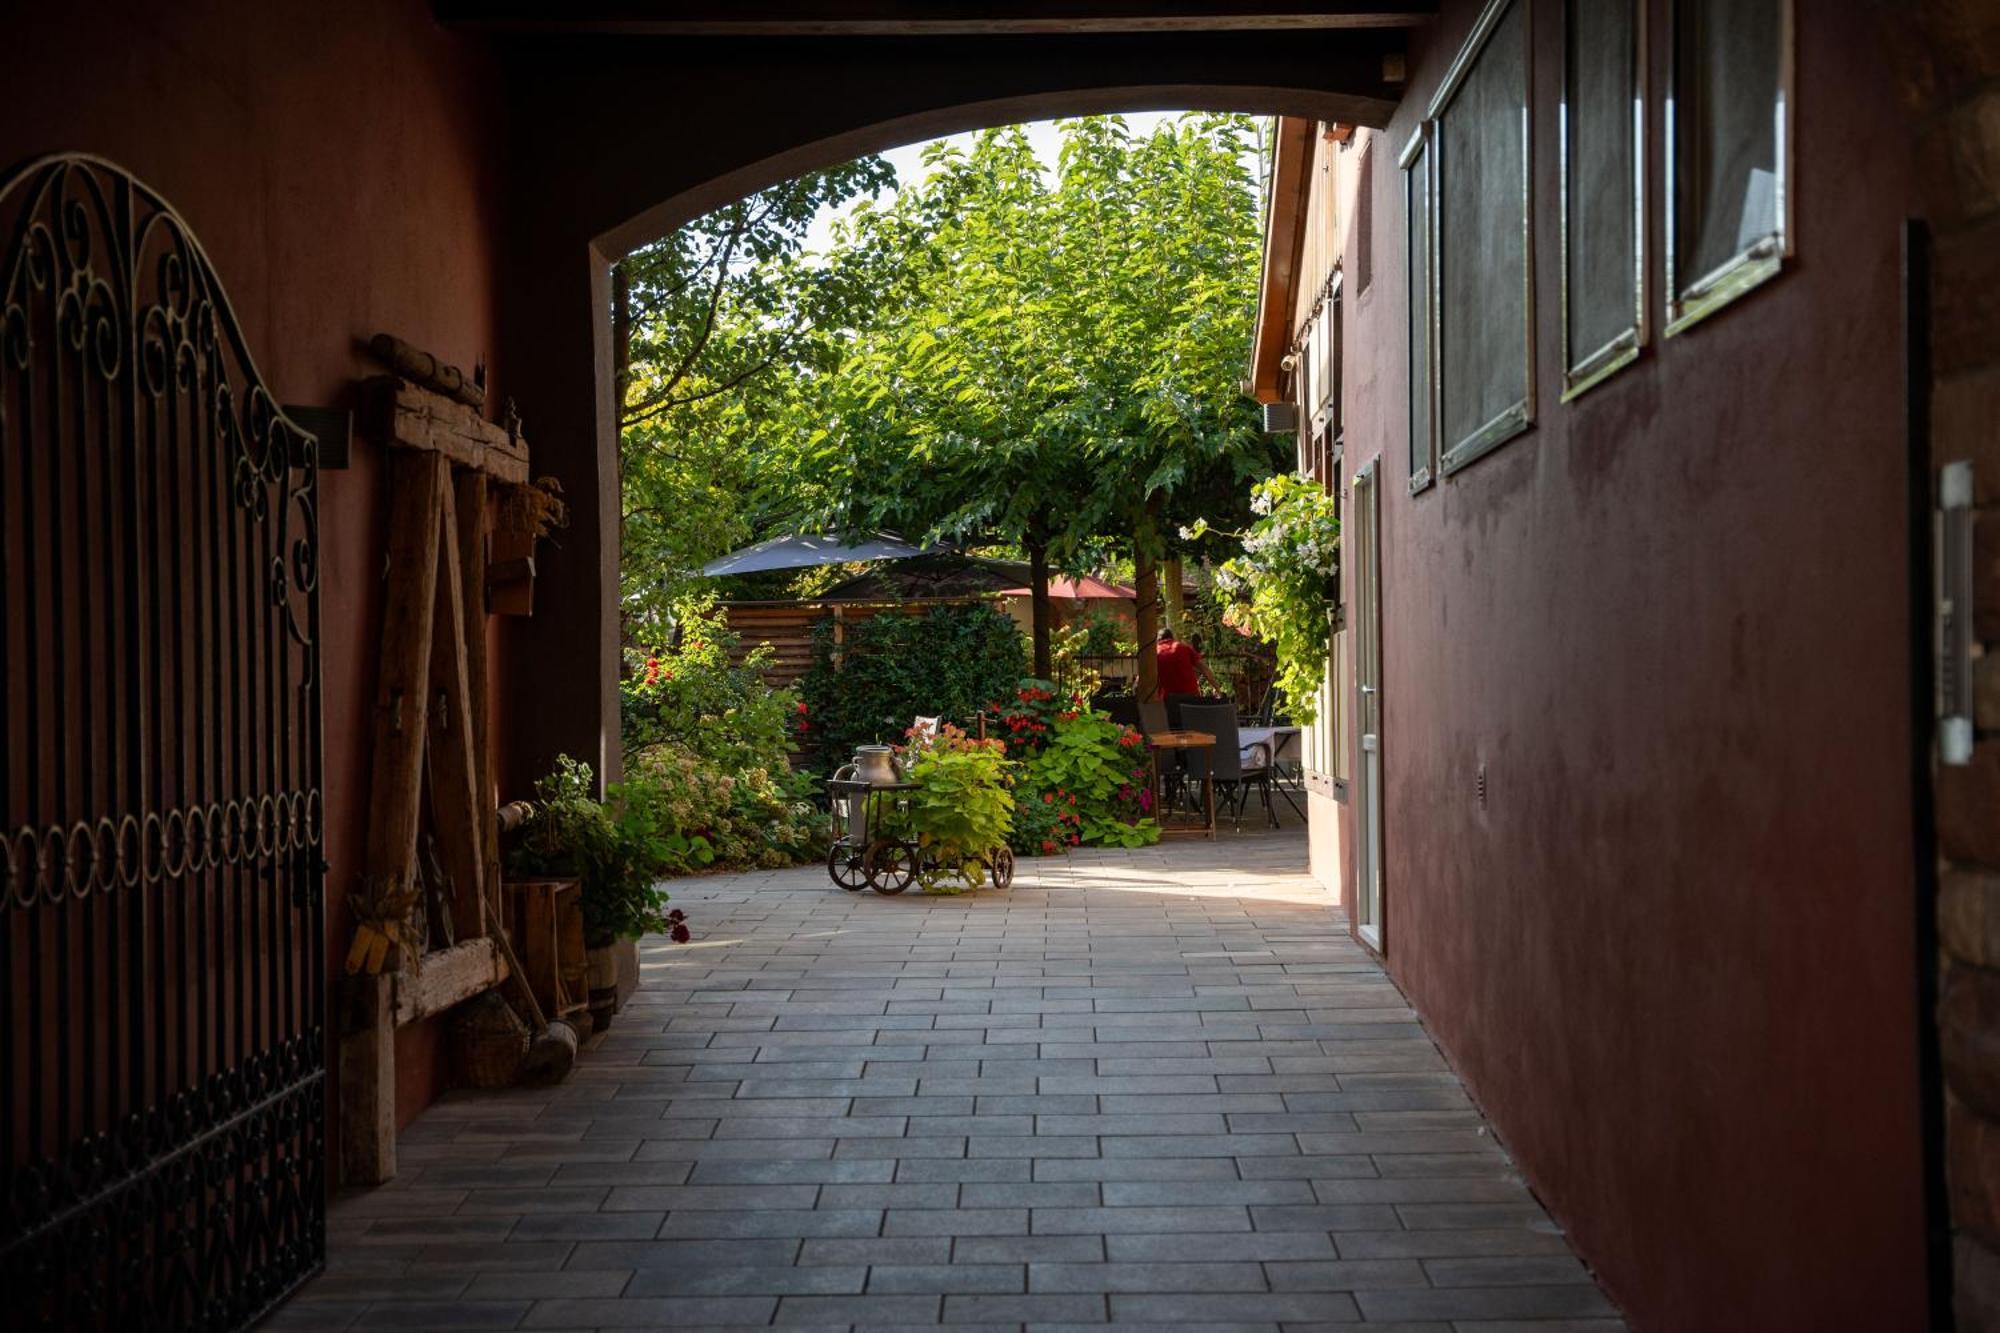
[1333,2,1931,1326]
[1,0,509,1133]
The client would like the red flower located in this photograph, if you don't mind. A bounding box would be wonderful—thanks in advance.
[669,922,691,943]
[796,701,808,714]
[1043,793,1054,804]
[1069,834,1081,846]
[1041,840,1057,854]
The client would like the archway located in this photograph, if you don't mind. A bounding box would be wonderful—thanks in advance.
[481,22,1416,789]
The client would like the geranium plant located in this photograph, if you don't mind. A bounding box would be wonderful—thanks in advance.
[1026,709,1158,849]
[1186,472,1340,723]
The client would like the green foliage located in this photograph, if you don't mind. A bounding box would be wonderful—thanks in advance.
[1025,709,1159,849]
[798,604,1027,772]
[623,742,823,873]
[1059,610,1135,660]
[506,757,689,947]
[1007,781,1081,857]
[1051,612,1136,696]
[618,157,898,632]
[614,597,825,880]
[990,678,1066,761]
[746,116,1287,650]
[1189,473,1341,723]
[884,726,1015,893]
[621,596,802,780]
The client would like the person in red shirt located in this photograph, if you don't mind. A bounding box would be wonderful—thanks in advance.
[1151,626,1221,700]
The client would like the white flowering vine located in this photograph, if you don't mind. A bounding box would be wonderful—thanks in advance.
[1187,473,1340,723]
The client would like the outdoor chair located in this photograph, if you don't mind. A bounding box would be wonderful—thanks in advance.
[1100,694,1141,731]
[1166,692,1232,731]
[1179,701,1278,831]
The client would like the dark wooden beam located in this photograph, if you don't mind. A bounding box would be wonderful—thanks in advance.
[436,1,1436,35]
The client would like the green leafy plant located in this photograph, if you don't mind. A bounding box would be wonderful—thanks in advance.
[1009,779,1084,856]
[1026,709,1159,849]
[884,724,1015,893]
[1187,472,1340,723]
[622,596,802,779]
[989,678,1066,761]
[506,756,690,947]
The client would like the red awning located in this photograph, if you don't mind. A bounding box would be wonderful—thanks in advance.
[995,576,1137,600]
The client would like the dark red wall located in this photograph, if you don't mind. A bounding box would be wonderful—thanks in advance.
[1,0,509,1130]
[1335,1,1931,1326]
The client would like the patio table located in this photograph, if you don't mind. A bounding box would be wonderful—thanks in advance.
[1146,729,1216,840]
[1238,724,1306,821]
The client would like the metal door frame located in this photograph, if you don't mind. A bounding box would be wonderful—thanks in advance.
[1351,458,1384,950]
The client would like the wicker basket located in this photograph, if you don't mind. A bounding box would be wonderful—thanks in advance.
[451,991,529,1089]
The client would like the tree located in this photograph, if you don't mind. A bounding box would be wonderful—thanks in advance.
[762,117,1281,682]
[1049,117,1281,698]
[615,157,895,638]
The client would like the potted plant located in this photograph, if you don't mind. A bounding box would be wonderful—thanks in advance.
[507,757,689,1036]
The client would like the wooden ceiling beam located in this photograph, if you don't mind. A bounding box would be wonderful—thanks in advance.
[435,2,1436,36]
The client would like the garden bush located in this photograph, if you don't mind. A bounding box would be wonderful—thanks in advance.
[1025,706,1158,849]
[799,603,1027,773]
[990,681,1159,855]
[617,596,825,877]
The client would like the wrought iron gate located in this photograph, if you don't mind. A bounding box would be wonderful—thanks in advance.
[0,155,326,1329]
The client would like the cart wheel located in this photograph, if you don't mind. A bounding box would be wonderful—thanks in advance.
[988,845,1015,890]
[864,839,919,895]
[827,841,867,892]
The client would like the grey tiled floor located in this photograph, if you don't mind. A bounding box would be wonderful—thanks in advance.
[283,826,1622,1331]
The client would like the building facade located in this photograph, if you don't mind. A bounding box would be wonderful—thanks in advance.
[1252,1,1948,1326]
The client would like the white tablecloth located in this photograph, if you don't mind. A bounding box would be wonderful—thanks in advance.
[1236,725,1301,769]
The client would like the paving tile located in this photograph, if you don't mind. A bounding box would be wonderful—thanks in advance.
[513,1212,667,1240]
[1263,1260,1430,1291]
[772,1294,944,1323]
[1107,1292,1359,1322]
[623,1265,867,1296]
[686,1158,896,1185]
[1101,1179,1313,1206]
[819,1182,960,1209]
[517,1295,779,1326]
[883,1207,1030,1236]
[461,1270,634,1299]
[866,1264,1028,1293]
[655,1208,883,1238]
[953,1235,1107,1263]
[351,1302,532,1330]
[1029,1262,1266,1293]
[565,1239,801,1269]
[797,1237,953,1265]
[961,1181,1102,1208]
[1032,1206,1251,1234]
[1103,1232,1336,1262]
[293,840,1613,1331]
[942,1292,1110,1322]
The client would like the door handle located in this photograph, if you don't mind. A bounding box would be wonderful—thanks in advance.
[1359,685,1378,696]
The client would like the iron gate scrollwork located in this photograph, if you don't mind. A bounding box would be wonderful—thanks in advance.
[0,155,326,1330]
